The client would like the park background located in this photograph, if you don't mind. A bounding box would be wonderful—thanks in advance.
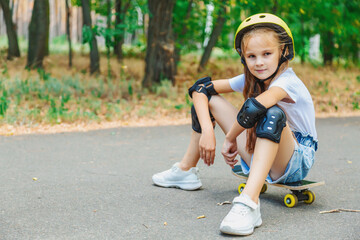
[0,0,359,135]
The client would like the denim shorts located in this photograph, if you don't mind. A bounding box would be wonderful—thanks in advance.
[239,131,318,184]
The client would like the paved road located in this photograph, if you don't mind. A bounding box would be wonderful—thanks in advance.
[0,117,359,239]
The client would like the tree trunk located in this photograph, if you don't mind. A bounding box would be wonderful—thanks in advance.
[65,0,72,67]
[198,4,226,72]
[26,0,49,69]
[114,0,123,61]
[44,2,50,56]
[114,0,131,62]
[0,0,20,59]
[142,0,176,88]
[322,31,333,66]
[81,0,100,74]
[106,0,111,77]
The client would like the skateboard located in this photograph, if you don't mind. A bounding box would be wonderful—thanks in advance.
[232,165,325,208]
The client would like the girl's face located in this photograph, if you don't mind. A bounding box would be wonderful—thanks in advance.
[243,32,281,80]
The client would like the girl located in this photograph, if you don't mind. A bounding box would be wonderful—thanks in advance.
[152,13,318,236]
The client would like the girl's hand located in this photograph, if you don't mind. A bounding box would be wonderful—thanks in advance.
[221,138,238,168]
[199,130,216,166]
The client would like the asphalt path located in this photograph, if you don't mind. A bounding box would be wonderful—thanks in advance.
[0,117,359,239]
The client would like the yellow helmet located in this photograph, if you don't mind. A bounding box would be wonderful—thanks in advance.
[234,13,295,61]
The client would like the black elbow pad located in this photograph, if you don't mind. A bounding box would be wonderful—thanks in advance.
[237,98,267,128]
[188,76,218,100]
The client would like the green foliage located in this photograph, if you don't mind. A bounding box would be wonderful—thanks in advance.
[82,25,94,45]
[0,66,192,125]
[352,101,359,110]
[92,0,111,15]
[171,0,359,65]
[1,63,8,76]
[352,91,360,110]
[71,0,360,66]
[83,0,146,48]
[173,1,208,53]
[0,74,128,124]
[122,44,146,57]
[0,89,9,117]
[37,68,51,81]
[71,0,81,6]
[128,82,133,96]
[317,80,330,94]
[174,93,192,110]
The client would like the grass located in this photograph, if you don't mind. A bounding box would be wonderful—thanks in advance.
[0,46,359,135]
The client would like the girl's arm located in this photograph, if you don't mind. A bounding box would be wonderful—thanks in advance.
[192,79,234,166]
[222,86,288,167]
[255,86,288,109]
[192,78,234,128]
[212,79,235,94]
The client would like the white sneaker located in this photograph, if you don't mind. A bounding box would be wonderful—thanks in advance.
[220,194,262,236]
[152,163,202,190]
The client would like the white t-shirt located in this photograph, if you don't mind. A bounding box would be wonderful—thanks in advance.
[229,68,317,140]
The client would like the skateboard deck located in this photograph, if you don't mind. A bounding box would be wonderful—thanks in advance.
[232,165,325,208]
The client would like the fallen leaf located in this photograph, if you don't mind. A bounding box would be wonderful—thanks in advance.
[320,208,360,214]
[163,222,167,226]
[217,201,231,206]
[197,215,206,219]
[32,177,38,181]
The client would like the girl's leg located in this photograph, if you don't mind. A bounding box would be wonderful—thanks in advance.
[178,131,201,170]
[209,95,252,164]
[153,96,245,190]
[179,95,250,170]
[241,124,295,203]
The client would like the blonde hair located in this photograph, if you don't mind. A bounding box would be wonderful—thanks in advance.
[241,27,289,153]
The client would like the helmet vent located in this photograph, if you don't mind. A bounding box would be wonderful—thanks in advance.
[259,15,266,18]
[246,18,251,22]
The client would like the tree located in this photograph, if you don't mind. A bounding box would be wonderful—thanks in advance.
[106,0,112,76]
[114,0,131,62]
[339,0,360,65]
[142,0,176,88]
[26,0,49,68]
[81,0,100,74]
[312,0,340,66]
[0,0,20,60]
[198,1,227,72]
[65,0,73,67]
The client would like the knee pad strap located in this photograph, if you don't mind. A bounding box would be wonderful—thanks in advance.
[191,105,215,133]
[188,76,218,101]
[256,105,286,143]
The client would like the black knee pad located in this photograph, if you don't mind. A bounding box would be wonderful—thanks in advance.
[191,105,215,133]
[256,106,286,143]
